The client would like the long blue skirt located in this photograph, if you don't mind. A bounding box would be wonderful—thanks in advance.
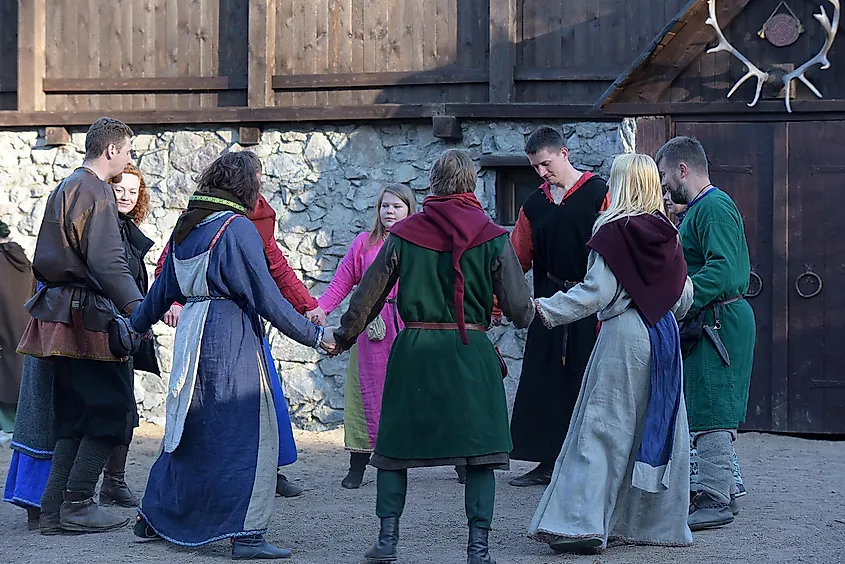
[3,451,52,509]
[264,339,297,467]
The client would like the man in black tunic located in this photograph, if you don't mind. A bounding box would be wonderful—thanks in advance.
[508,126,609,486]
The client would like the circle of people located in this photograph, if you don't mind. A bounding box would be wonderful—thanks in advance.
[2,118,754,562]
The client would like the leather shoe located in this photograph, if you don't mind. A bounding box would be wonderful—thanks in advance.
[689,492,734,531]
[364,517,399,562]
[59,492,130,533]
[275,474,304,498]
[508,463,552,487]
[549,536,603,554]
[133,515,161,539]
[231,534,292,559]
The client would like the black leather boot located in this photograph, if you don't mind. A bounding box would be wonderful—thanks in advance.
[342,452,370,489]
[508,462,553,487]
[467,526,495,564]
[364,517,399,562]
[275,474,304,498]
[39,512,62,536]
[59,491,130,533]
[455,465,467,484]
[231,534,292,559]
[99,445,140,507]
[26,507,41,531]
[133,514,160,540]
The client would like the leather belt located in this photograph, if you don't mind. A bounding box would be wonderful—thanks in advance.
[404,322,487,333]
[545,272,581,367]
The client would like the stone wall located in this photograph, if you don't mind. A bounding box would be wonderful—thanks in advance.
[0,119,635,429]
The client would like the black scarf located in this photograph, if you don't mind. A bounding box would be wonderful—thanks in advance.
[172,188,248,244]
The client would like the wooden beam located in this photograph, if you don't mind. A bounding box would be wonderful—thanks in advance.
[0,103,614,127]
[445,103,611,120]
[42,77,244,93]
[44,126,71,146]
[18,0,47,111]
[604,100,845,117]
[238,127,262,145]
[616,0,753,104]
[248,0,276,107]
[514,68,620,82]
[271,70,489,91]
[488,0,515,103]
[431,116,462,140]
[479,155,531,168]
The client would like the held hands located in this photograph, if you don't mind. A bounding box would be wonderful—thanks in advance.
[306,306,327,327]
[163,304,182,328]
[319,327,338,355]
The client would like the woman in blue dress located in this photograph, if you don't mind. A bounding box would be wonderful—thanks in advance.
[130,152,334,559]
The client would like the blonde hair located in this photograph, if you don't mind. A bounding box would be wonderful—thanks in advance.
[593,153,668,234]
[368,183,417,246]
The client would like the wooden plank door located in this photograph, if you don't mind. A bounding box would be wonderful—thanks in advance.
[785,121,845,433]
[673,122,778,432]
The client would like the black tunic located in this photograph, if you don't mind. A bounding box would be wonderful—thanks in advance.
[509,176,607,463]
[118,214,159,376]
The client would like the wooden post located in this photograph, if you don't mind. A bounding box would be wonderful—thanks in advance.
[18,0,47,112]
[248,0,277,107]
[635,116,671,157]
[488,0,515,103]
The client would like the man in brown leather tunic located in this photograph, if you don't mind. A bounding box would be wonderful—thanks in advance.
[18,118,142,535]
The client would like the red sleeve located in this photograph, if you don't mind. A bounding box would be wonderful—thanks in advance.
[600,191,611,212]
[250,199,318,314]
[155,243,170,279]
[511,208,534,274]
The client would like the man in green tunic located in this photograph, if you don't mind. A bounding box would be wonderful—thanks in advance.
[331,149,534,564]
[656,137,756,532]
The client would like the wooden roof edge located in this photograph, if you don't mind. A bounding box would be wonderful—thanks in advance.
[594,0,704,109]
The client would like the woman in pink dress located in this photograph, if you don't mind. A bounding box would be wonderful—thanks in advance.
[319,184,416,489]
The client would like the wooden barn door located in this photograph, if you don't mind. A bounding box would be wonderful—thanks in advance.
[673,120,845,433]
[674,122,777,432]
[785,122,845,433]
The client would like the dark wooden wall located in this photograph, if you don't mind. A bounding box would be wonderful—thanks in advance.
[3,0,698,122]
[670,0,843,104]
[516,0,688,103]
[0,1,17,110]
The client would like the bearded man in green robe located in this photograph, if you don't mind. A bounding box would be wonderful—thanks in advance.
[656,136,756,532]
[330,149,534,564]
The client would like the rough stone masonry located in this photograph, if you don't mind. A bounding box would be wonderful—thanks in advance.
[0,119,635,430]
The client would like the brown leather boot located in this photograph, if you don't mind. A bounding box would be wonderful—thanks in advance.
[59,491,130,533]
[99,445,140,507]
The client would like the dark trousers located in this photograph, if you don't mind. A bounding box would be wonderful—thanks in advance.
[51,357,137,446]
[376,467,496,529]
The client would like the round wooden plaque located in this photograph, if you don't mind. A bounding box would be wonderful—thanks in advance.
[764,13,802,47]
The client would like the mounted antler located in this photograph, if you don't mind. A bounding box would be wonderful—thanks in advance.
[705,0,770,107]
[782,0,840,113]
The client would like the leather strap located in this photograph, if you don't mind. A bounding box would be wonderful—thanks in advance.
[404,322,487,333]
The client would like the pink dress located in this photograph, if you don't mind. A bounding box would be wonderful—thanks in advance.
[319,232,402,451]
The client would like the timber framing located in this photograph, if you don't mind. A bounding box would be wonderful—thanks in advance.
[597,0,753,108]
[0,104,610,127]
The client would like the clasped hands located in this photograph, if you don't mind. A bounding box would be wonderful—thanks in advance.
[318,328,342,356]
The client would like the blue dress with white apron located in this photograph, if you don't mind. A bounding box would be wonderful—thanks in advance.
[130,212,321,546]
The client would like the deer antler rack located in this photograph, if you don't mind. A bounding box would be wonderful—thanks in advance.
[782,1,840,113]
[705,0,770,107]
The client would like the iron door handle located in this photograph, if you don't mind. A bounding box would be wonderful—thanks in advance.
[745,270,763,298]
[795,269,823,299]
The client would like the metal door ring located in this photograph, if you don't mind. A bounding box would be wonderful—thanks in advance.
[795,270,822,299]
[746,271,763,298]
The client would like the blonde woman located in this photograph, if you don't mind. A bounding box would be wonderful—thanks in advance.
[529,154,694,552]
[318,184,416,489]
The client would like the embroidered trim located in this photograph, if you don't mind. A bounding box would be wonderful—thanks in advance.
[209,214,240,250]
[344,447,374,454]
[2,494,41,509]
[10,441,54,457]
[137,508,268,547]
[189,195,247,213]
[534,299,555,330]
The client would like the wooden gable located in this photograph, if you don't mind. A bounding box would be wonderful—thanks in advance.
[598,0,845,114]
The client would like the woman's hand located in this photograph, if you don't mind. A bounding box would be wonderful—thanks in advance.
[320,327,337,355]
[163,303,182,328]
[306,306,327,327]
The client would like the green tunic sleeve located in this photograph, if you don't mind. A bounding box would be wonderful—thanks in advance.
[687,198,749,313]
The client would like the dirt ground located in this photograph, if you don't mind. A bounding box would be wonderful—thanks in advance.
[0,424,843,564]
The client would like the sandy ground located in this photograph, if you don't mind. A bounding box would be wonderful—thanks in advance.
[0,424,843,564]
